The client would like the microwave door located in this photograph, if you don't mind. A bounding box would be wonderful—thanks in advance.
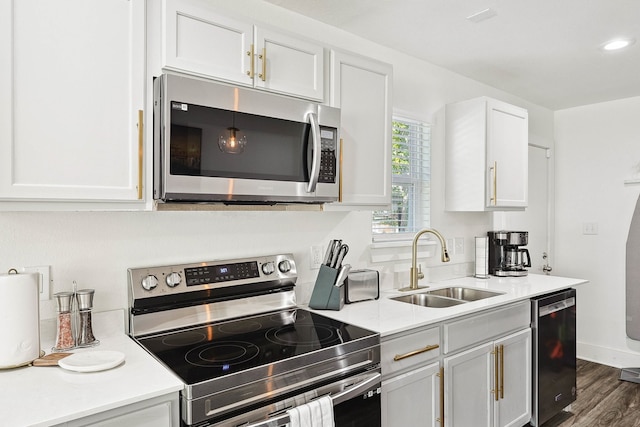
[163,104,319,202]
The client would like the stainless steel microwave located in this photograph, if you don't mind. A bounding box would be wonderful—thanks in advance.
[153,74,341,204]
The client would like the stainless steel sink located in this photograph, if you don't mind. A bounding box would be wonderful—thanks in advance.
[424,287,503,301]
[390,294,466,308]
[390,287,503,308]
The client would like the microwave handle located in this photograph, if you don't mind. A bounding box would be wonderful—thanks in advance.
[306,112,321,193]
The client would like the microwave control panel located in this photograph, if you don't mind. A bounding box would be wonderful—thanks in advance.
[319,128,337,183]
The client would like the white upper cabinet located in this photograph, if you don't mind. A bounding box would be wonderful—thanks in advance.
[445,97,528,211]
[0,0,145,204]
[162,0,324,101]
[328,50,392,209]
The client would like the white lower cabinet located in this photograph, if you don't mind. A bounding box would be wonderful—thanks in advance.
[57,393,179,427]
[382,362,441,427]
[380,302,532,427]
[443,328,531,427]
[381,326,441,427]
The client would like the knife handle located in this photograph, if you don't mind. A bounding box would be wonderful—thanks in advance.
[334,264,351,287]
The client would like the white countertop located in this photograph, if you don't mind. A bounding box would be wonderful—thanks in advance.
[309,274,588,337]
[0,274,587,427]
[0,310,183,427]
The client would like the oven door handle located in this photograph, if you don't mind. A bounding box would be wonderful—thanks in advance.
[306,112,321,193]
[243,371,382,427]
[331,370,381,405]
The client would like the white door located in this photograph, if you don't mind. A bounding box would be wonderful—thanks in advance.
[328,51,392,208]
[485,100,528,208]
[444,342,494,427]
[494,143,553,274]
[254,28,324,101]
[495,329,532,427]
[0,0,145,202]
[163,0,253,85]
[381,363,441,427]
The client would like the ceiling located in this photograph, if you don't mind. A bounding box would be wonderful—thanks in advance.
[264,0,640,110]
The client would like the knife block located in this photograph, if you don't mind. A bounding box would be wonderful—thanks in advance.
[309,265,344,311]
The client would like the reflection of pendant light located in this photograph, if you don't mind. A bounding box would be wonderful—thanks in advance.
[218,112,247,154]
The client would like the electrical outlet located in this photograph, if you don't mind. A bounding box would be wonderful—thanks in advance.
[446,238,454,254]
[454,238,464,255]
[23,265,51,300]
[582,222,599,235]
[310,246,324,269]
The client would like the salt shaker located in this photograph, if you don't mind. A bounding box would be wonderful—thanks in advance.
[76,289,99,347]
[53,292,75,351]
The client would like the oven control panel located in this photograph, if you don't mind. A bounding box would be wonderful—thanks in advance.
[128,253,297,299]
[185,261,260,286]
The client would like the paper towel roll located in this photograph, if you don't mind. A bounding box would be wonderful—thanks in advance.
[0,272,41,368]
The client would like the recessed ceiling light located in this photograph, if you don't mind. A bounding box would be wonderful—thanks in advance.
[602,38,636,51]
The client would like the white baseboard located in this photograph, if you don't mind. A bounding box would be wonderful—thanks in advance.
[578,341,640,368]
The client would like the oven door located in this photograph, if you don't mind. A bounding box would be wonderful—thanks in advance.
[213,370,381,427]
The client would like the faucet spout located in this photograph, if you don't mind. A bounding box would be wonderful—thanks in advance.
[402,228,450,291]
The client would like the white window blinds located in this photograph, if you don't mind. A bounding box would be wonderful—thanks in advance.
[372,118,431,240]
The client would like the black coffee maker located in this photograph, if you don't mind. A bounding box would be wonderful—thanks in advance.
[487,231,531,276]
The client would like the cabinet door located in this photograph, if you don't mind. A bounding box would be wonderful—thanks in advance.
[381,363,441,427]
[329,50,392,208]
[163,0,253,86]
[63,393,179,427]
[255,28,324,101]
[0,0,144,202]
[485,99,528,208]
[444,342,494,427]
[495,329,532,427]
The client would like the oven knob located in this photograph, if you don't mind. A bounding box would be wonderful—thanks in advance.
[141,275,159,291]
[261,262,275,275]
[278,260,292,273]
[166,272,182,288]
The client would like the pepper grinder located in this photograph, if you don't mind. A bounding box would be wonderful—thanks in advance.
[53,292,76,351]
[76,289,99,347]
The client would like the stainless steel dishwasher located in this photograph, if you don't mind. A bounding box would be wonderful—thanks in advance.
[531,288,577,426]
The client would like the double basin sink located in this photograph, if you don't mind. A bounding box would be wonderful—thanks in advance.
[391,287,504,308]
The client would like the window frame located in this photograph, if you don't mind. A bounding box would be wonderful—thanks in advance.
[372,113,431,243]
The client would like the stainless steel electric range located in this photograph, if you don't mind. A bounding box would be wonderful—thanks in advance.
[128,253,381,427]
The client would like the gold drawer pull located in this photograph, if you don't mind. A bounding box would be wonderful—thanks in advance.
[393,344,439,361]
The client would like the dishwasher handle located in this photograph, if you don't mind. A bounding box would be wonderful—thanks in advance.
[539,297,575,317]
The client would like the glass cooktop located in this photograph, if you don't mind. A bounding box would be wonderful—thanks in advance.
[136,308,375,385]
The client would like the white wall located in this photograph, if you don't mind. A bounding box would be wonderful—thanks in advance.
[555,96,640,367]
[0,1,555,328]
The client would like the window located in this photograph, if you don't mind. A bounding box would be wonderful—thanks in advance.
[372,117,431,240]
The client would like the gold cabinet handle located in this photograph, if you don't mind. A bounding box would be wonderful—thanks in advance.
[258,47,266,81]
[436,366,444,425]
[246,44,255,79]
[499,344,505,399]
[393,344,439,361]
[490,161,497,205]
[492,347,499,401]
[137,109,144,200]
[338,138,343,202]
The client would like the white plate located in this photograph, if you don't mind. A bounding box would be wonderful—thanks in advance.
[58,350,125,373]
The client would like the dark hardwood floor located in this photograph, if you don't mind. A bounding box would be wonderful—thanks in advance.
[542,359,640,427]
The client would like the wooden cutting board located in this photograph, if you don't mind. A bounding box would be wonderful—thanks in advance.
[32,352,73,367]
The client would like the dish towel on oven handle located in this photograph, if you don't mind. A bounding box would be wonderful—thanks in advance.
[287,395,334,427]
